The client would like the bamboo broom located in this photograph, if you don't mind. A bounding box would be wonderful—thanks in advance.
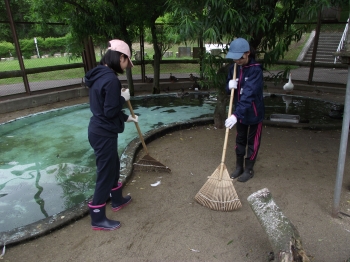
[195,63,242,211]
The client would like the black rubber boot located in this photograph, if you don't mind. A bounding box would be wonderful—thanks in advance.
[88,202,121,231]
[230,156,244,179]
[237,159,255,182]
[110,182,132,212]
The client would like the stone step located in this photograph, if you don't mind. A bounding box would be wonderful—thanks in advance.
[307,51,338,56]
[301,31,344,63]
[304,53,337,58]
[307,48,338,53]
[303,60,338,64]
[303,53,334,57]
[304,56,337,61]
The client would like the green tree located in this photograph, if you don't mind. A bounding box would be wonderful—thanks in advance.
[166,0,346,127]
[1,0,34,42]
[1,0,68,43]
[31,0,140,94]
[30,0,175,94]
[132,0,169,94]
[144,14,183,58]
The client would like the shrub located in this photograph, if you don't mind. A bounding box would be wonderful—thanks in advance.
[19,39,38,58]
[0,35,72,59]
[0,42,16,58]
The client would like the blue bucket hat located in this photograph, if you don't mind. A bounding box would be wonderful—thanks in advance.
[226,38,250,60]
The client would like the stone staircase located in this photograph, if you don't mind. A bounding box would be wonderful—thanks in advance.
[302,32,343,63]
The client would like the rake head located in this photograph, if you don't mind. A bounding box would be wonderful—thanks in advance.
[195,163,242,211]
[133,154,171,173]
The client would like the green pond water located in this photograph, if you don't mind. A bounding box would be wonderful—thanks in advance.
[0,93,215,232]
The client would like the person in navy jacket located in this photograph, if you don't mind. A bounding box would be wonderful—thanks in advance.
[225,38,265,182]
[85,39,138,230]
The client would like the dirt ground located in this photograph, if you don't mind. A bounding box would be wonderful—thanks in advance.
[1,87,350,262]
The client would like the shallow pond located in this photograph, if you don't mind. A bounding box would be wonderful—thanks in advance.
[0,93,342,233]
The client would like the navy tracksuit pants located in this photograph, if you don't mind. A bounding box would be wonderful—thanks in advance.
[88,131,120,205]
[235,121,263,161]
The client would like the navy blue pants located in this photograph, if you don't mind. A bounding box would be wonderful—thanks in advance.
[235,121,263,161]
[88,131,120,205]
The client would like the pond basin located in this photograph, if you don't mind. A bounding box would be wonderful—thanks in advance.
[0,92,343,245]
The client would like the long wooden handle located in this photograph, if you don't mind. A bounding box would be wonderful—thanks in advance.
[219,63,237,177]
[127,100,149,155]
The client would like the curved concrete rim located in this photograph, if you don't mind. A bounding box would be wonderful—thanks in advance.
[0,118,214,247]
[0,97,343,247]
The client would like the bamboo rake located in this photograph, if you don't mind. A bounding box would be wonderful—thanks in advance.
[127,100,171,173]
[194,63,242,211]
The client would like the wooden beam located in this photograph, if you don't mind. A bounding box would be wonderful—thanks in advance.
[0,63,84,79]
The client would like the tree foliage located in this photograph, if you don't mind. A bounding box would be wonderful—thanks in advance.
[31,0,138,48]
[144,14,183,58]
[30,0,171,93]
[0,0,69,42]
[166,0,347,64]
[165,0,347,127]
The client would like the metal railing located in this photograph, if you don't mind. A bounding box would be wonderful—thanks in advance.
[334,18,349,64]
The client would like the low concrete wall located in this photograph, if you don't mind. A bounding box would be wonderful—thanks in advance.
[0,87,89,114]
[297,30,315,62]
[122,81,195,94]
[265,81,346,95]
[0,81,198,114]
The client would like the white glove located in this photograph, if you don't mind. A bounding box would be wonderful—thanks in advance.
[127,115,138,123]
[121,88,130,101]
[228,79,238,90]
[225,115,237,129]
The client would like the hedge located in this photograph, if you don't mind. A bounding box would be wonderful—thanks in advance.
[0,35,71,59]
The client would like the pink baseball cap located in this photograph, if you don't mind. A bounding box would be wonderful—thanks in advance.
[108,39,134,68]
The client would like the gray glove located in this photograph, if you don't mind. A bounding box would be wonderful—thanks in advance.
[121,88,130,101]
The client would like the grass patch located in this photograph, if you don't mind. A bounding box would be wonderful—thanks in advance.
[265,32,310,71]
[0,56,83,72]
[27,68,85,82]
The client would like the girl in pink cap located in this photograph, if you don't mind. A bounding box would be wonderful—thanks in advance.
[84,39,137,230]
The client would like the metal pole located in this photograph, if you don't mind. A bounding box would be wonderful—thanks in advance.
[332,65,350,217]
[34,37,40,58]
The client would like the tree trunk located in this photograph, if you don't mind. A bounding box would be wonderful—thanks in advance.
[123,38,135,96]
[150,22,161,94]
[214,63,230,129]
[125,68,134,96]
[247,188,310,262]
[214,88,229,129]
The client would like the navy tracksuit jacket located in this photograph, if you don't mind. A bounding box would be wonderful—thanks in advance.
[226,59,265,161]
[85,65,128,205]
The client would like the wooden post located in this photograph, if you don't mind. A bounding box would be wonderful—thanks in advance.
[82,37,96,73]
[140,27,146,82]
[5,0,31,95]
[308,9,322,85]
[247,188,310,262]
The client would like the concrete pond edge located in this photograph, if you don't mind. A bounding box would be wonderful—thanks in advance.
[0,118,214,247]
